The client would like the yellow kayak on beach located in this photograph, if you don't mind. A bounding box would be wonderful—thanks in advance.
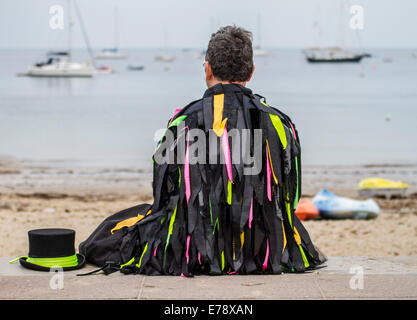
[357,178,408,199]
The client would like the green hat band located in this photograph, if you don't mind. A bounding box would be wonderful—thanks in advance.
[10,254,79,268]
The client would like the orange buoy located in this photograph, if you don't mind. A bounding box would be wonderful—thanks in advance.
[295,199,319,221]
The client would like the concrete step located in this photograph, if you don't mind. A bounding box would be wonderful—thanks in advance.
[1,257,416,300]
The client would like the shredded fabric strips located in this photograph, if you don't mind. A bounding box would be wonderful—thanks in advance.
[79,84,326,276]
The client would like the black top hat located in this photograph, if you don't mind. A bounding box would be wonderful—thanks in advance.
[18,228,85,271]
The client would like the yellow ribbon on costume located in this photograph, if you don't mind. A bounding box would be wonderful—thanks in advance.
[213,94,228,137]
[110,210,151,234]
[282,221,287,253]
[266,139,278,184]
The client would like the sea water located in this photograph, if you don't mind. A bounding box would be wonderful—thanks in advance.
[0,48,416,170]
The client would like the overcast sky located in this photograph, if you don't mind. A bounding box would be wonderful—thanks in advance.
[1,0,416,49]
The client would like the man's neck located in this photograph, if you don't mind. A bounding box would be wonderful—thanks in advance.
[207,79,246,88]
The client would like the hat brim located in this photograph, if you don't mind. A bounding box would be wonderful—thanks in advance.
[19,254,86,272]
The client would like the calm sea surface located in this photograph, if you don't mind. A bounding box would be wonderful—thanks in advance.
[0,48,416,170]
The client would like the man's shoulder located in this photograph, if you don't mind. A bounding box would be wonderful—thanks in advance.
[181,98,204,115]
[251,93,290,117]
[165,98,203,126]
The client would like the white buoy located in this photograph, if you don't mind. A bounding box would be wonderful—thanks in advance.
[385,113,391,121]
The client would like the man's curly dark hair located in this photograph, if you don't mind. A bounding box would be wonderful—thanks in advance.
[205,25,254,82]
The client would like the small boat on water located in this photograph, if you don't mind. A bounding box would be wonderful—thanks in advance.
[304,48,365,63]
[155,54,174,62]
[46,50,70,57]
[95,7,127,60]
[95,65,115,74]
[295,199,319,221]
[312,189,380,220]
[95,48,127,59]
[253,47,268,57]
[127,65,145,71]
[27,57,95,77]
[305,1,370,64]
[155,26,174,62]
[26,0,95,78]
[253,14,268,57]
[357,178,408,199]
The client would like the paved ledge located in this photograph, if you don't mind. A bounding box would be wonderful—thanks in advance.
[0,257,416,300]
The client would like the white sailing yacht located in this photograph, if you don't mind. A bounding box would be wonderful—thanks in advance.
[253,47,268,57]
[304,48,364,63]
[304,1,365,63]
[27,0,95,77]
[95,7,127,59]
[155,26,174,62]
[95,48,127,60]
[253,14,268,57]
[155,54,174,62]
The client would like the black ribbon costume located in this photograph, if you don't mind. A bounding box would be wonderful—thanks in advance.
[79,84,326,276]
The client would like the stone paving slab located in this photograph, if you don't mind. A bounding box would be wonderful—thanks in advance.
[0,257,416,300]
[0,274,143,300]
[316,273,417,299]
[139,273,323,300]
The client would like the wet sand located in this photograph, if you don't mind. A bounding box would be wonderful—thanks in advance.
[1,156,416,258]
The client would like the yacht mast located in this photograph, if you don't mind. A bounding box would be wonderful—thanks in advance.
[73,0,96,67]
[257,13,261,49]
[67,0,72,62]
[114,7,118,49]
[339,0,345,48]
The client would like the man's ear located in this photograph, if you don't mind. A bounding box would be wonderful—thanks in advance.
[247,64,255,82]
[205,61,214,81]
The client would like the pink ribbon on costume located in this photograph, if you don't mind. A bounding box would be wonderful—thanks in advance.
[198,252,201,265]
[266,144,272,201]
[185,235,191,264]
[168,108,183,125]
[153,244,158,257]
[222,126,233,184]
[289,121,297,140]
[263,239,270,271]
[183,126,191,204]
[249,196,253,229]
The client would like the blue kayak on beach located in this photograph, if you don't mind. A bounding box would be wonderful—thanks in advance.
[312,189,380,219]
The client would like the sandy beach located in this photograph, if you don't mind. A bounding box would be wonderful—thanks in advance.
[1,155,416,258]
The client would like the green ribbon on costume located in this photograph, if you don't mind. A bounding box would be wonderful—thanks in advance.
[269,114,287,150]
[9,254,79,268]
[152,115,188,164]
[168,115,188,128]
[293,157,299,209]
[227,180,232,205]
[163,167,182,268]
[120,257,135,269]
[136,242,149,269]
[260,99,288,150]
